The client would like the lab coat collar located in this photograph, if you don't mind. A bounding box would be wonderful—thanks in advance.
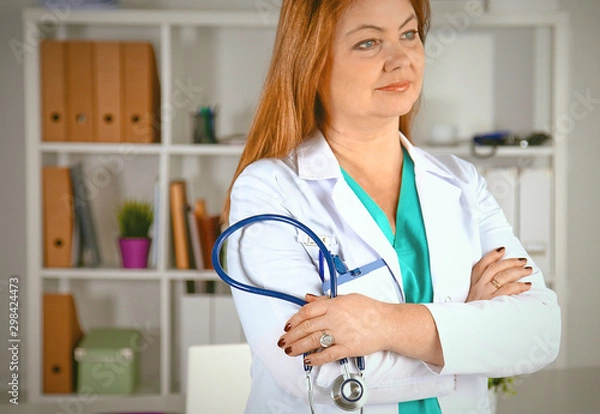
[296,129,467,304]
[399,133,456,181]
[296,130,342,180]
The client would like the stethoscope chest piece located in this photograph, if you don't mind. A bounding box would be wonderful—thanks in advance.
[331,372,368,411]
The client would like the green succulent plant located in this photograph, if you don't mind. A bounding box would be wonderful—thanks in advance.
[117,199,154,238]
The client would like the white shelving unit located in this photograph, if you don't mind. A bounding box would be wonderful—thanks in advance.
[23,6,569,406]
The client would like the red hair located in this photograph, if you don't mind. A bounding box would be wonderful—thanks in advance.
[222,0,431,221]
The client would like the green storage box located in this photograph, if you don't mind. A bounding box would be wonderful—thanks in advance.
[74,328,140,394]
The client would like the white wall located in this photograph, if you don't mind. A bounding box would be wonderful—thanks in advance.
[558,0,600,369]
[0,0,599,398]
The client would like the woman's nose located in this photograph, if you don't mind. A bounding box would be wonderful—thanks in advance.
[383,44,411,72]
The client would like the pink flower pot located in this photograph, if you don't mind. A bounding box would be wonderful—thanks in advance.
[119,238,151,269]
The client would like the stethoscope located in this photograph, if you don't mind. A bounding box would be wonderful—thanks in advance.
[212,214,369,413]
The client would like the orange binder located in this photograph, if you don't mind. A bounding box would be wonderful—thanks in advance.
[93,42,123,143]
[123,42,160,143]
[41,40,67,142]
[43,293,84,394]
[65,41,96,142]
[170,181,191,269]
[42,167,73,268]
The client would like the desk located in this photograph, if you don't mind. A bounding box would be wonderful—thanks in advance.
[497,367,599,414]
[0,394,184,414]
[2,367,597,414]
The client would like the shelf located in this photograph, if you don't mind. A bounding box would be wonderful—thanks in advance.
[42,267,163,280]
[38,142,552,158]
[24,7,567,29]
[40,142,163,155]
[421,143,555,158]
[24,7,279,27]
[166,269,219,280]
[41,267,220,281]
[169,144,245,156]
[38,381,162,403]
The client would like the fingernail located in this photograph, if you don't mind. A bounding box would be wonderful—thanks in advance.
[519,258,528,262]
[524,266,533,270]
[525,282,532,286]
[277,338,286,348]
[496,247,505,252]
[285,347,292,355]
[304,358,312,366]
[284,323,291,332]
[306,293,317,299]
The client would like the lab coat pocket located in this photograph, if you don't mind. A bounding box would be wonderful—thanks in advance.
[323,262,402,304]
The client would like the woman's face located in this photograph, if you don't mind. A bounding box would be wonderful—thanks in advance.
[321,0,425,128]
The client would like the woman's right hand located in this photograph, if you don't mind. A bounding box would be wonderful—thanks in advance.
[466,247,533,302]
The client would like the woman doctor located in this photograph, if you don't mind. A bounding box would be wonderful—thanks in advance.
[224,0,561,412]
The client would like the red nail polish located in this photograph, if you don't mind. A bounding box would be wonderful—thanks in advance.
[284,323,291,332]
[519,258,527,262]
[525,282,532,286]
[306,293,317,299]
[304,358,312,366]
[285,347,292,355]
[524,266,533,270]
[277,338,286,348]
[496,247,505,252]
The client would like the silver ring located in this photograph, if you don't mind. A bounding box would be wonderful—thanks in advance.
[319,331,334,348]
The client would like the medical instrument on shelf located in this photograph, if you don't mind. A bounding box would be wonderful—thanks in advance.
[212,214,368,413]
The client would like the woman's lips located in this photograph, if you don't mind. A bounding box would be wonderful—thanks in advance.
[376,80,411,92]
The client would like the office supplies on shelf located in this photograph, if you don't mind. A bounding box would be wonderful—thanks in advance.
[75,328,141,394]
[41,40,67,142]
[188,209,204,270]
[123,42,161,143]
[191,106,218,144]
[70,163,101,267]
[43,293,84,394]
[66,41,96,142]
[43,166,74,268]
[94,42,123,143]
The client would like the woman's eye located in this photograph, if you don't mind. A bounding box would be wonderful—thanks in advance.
[355,39,379,50]
[402,30,419,40]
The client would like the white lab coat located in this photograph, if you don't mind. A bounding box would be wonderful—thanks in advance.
[226,130,561,414]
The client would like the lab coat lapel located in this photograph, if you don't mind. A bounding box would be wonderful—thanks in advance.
[402,136,473,303]
[331,181,404,295]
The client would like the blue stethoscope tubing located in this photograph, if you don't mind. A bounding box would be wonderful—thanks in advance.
[211,213,367,412]
[211,213,339,305]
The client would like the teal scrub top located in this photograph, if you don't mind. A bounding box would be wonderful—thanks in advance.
[341,147,442,414]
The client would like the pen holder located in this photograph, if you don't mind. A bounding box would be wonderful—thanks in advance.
[191,107,217,144]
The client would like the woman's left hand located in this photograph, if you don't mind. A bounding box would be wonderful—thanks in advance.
[277,293,392,366]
